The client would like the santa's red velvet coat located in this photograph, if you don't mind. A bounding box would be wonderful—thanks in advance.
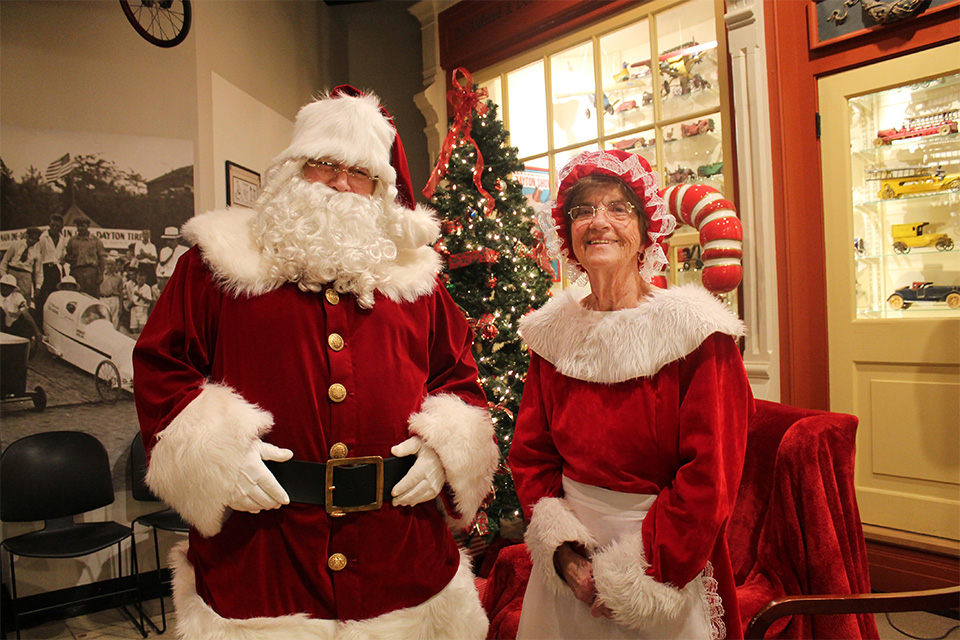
[133,208,498,638]
[509,285,754,639]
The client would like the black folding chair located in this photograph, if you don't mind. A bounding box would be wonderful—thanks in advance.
[0,431,146,639]
[129,432,189,634]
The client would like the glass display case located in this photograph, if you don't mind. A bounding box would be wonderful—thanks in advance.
[849,72,960,319]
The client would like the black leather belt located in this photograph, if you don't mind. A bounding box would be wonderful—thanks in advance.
[265,455,415,516]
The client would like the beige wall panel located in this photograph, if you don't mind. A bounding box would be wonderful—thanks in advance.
[211,73,294,210]
[0,0,196,139]
[870,380,960,485]
[192,1,324,213]
[853,364,960,541]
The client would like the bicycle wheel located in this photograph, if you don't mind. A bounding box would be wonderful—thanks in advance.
[120,0,191,48]
[96,360,123,404]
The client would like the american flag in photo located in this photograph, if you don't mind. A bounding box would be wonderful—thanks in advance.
[44,153,77,183]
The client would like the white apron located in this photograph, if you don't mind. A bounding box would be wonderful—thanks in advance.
[517,476,714,639]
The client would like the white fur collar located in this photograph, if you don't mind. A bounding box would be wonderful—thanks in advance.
[181,207,442,303]
[519,284,745,383]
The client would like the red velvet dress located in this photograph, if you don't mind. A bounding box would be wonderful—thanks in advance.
[509,286,754,638]
[134,243,492,628]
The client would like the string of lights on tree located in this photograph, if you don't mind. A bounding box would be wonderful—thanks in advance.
[424,69,553,542]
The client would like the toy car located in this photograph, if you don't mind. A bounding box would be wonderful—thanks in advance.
[887,282,960,310]
[666,166,696,185]
[681,118,715,137]
[875,110,958,146]
[612,138,640,150]
[878,170,960,199]
[42,290,135,402]
[890,222,954,254]
[697,161,724,178]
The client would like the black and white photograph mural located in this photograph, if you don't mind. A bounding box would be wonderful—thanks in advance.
[1,126,193,416]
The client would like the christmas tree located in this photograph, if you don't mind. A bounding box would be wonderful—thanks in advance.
[424,70,554,540]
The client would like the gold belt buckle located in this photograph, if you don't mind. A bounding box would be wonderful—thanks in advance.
[325,456,383,516]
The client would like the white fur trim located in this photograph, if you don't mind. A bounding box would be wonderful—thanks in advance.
[524,497,600,597]
[519,284,745,383]
[145,383,273,538]
[591,531,708,632]
[273,91,397,193]
[182,209,282,297]
[395,203,441,250]
[170,541,487,639]
[377,247,443,304]
[407,394,498,529]
[181,207,440,302]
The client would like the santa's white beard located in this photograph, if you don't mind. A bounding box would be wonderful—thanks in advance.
[251,164,403,308]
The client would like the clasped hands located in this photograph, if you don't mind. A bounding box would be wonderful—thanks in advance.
[226,436,445,514]
[555,542,614,619]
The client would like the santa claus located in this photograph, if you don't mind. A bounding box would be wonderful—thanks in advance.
[133,86,498,639]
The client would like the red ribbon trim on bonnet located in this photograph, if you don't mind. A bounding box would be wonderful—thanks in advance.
[422,68,495,215]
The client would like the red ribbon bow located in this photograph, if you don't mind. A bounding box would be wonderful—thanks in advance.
[422,67,495,216]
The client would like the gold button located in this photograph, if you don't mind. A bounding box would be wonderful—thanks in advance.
[330,442,348,459]
[328,553,347,571]
[328,383,347,403]
[325,289,340,305]
[328,333,344,351]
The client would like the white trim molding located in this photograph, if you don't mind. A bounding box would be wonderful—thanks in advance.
[725,0,781,401]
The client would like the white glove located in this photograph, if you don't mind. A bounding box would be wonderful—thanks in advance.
[226,440,293,513]
[390,436,445,507]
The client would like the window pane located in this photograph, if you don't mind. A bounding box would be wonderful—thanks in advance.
[656,0,720,119]
[479,77,502,113]
[508,61,548,159]
[550,42,597,149]
[553,143,600,182]
[663,113,722,187]
[600,19,654,137]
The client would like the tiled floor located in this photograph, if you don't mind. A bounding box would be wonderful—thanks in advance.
[13,603,959,639]
[11,598,175,640]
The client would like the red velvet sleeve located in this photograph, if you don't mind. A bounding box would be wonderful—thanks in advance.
[132,247,222,456]
[425,282,487,409]
[508,352,565,522]
[641,332,753,588]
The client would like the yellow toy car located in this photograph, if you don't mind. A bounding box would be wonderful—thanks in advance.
[891,222,954,254]
[878,170,960,199]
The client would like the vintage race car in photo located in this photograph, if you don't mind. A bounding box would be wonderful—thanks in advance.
[42,290,135,402]
[887,282,960,310]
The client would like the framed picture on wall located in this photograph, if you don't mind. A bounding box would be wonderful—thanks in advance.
[226,161,260,208]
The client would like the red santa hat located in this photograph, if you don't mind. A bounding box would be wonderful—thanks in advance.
[273,85,416,209]
[540,149,676,284]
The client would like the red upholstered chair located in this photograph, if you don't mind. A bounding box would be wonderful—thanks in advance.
[480,400,916,639]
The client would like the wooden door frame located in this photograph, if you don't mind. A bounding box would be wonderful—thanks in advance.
[764,0,959,409]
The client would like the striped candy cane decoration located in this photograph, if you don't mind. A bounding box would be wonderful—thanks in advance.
[659,184,743,293]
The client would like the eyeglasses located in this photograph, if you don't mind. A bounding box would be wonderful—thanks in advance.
[302,159,378,189]
[567,201,636,223]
